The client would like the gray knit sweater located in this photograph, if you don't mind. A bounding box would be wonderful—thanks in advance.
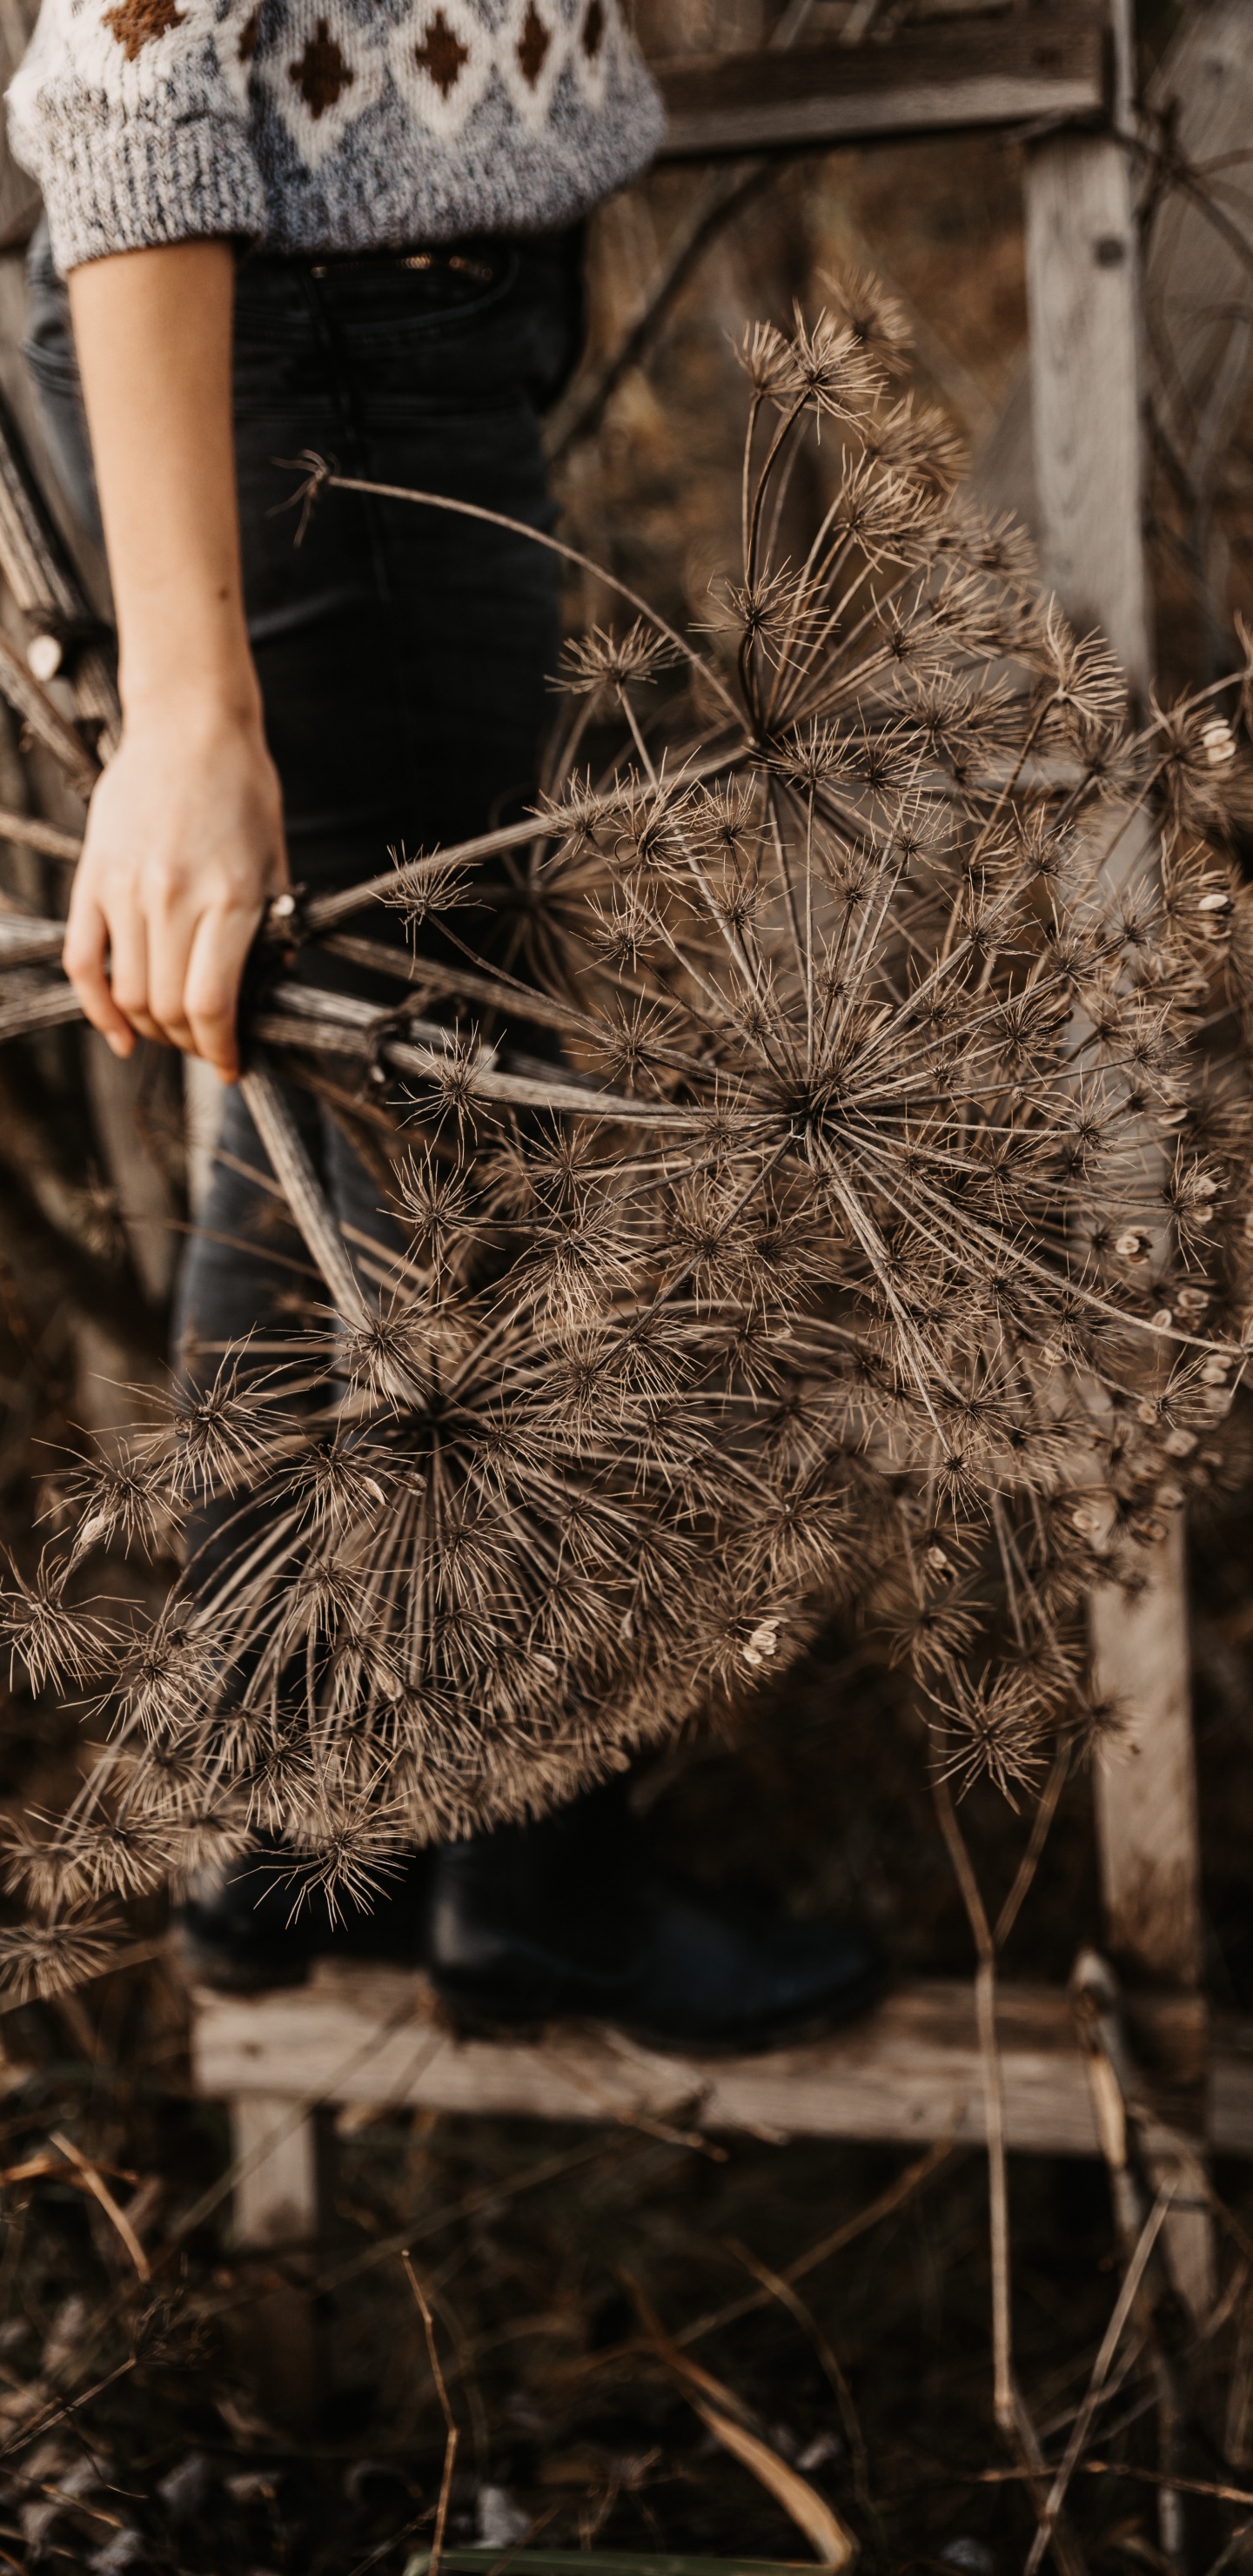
[7,0,665,274]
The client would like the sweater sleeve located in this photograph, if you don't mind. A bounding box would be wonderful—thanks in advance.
[5,0,266,274]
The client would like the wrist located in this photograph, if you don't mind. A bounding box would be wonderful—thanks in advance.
[117,581,260,728]
[119,660,265,737]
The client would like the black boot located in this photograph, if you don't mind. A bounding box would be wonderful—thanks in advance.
[426,1786,883,2055]
[173,1841,434,1993]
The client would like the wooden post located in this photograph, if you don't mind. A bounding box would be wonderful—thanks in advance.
[1023,131,1149,699]
[1089,1525,1213,2322]
[1088,1519,1202,1993]
[1025,119,1213,2319]
[231,2092,319,2246]
[228,2093,323,2424]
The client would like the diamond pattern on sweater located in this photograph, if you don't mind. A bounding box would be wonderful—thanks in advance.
[65,0,209,95]
[387,0,491,140]
[288,15,351,115]
[211,0,263,107]
[516,3,548,85]
[412,10,467,96]
[499,0,563,131]
[570,0,614,106]
[258,1,383,167]
[101,0,186,60]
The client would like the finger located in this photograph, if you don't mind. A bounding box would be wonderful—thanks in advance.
[144,903,199,1055]
[104,901,164,1047]
[62,895,137,1058]
[184,902,264,1083]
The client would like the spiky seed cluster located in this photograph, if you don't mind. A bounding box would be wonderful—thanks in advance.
[1,287,1251,1994]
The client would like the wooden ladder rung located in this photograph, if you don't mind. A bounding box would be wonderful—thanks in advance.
[191,1966,1253,2169]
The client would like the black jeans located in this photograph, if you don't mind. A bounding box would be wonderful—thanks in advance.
[25,218,582,1493]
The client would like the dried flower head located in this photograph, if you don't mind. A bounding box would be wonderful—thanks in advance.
[3,281,1251,1959]
[558,620,684,697]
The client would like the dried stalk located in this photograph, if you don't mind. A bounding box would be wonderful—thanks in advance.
[402,2252,459,2576]
[238,1062,371,1330]
[0,628,98,798]
[930,1774,1014,2428]
[1069,1949,1196,2571]
[0,806,81,862]
[1023,2190,1175,2576]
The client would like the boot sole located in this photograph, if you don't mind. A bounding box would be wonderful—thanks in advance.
[430,1960,888,2058]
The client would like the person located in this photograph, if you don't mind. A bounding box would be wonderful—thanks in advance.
[4,0,881,2049]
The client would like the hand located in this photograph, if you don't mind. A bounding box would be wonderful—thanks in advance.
[64,693,289,1083]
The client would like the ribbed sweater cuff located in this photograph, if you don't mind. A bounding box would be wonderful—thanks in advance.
[35,109,265,272]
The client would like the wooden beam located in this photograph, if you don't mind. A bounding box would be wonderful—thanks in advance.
[193,1968,1253,2160]
[653,5,1108,159]
[1023,124,1150,694]
[1025,123,1203,2003]
[1089,1517,1203,1990]
[1024,125,1202,1985]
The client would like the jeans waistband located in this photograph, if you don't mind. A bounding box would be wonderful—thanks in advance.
[241,238,508,285]
[310,248,497,282]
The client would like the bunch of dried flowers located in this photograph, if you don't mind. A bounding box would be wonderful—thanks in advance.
[1,272,1251,1996]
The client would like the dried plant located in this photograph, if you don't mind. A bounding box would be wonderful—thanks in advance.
[2,278,1252,1989]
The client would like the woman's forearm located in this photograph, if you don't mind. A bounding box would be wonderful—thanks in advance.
[61,242,287,1080]
[68,240,256,720]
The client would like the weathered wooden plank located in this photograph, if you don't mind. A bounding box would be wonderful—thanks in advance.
[1023,127,1150,696]
[654,5,1107,158]
[1089,1517,1203,1990]
[1026,132,1202,1989]
[1025,113,1202,1992]
[193,1969,1253,2159]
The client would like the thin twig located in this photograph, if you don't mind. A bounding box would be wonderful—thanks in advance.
[975,2461,1253,2510]
[303,464,740,718]
[930,1773,1013,2427]
[49,2130,150,2282]
[1023,2192,1174,2576]
[0,806,82,861]
[727,2236,882,2539]
[402,2252,459,2576]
